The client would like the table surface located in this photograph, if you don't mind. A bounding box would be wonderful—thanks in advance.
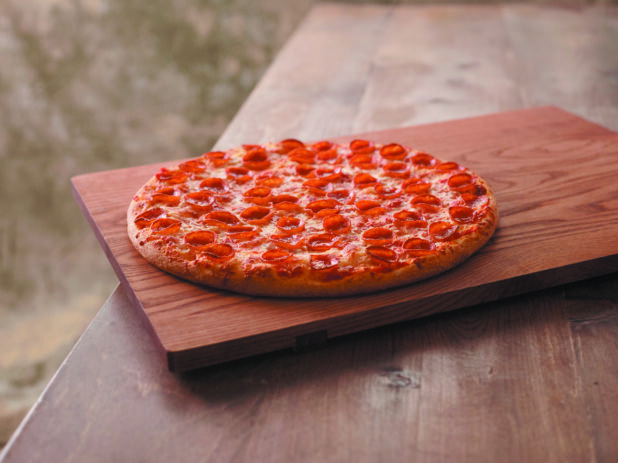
[2,3,618,462]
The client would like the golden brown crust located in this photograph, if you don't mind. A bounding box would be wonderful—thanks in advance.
[127,140,498,298]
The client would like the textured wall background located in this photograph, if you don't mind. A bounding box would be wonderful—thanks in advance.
[0,0,314,445]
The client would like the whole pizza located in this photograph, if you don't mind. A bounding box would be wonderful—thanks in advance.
[127,139,498,297]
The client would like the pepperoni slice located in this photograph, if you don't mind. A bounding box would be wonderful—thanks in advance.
[411,152,437,167]
[327,188,355,203]
[227,225,259,242]
[349,153,376,170]
[374,184,401,198]
[155,169,187,185]
[448,173,473,190]
[323,214,350,234]
[383,162,410,178]
[270,233,305,250]
[226,166,252,184]
[242,147,271,171]
[402,238,435,257]
[295,164,315,177]
[288,147,315,164]
[202,151,228,167]
[366,246,397,263]
[412,194,440,205]
[184,230,216,246]
[412,194,441,213]
[274,202,304,214]
[178,159,206,173]
[393,210,428,229]
[152,191,181,206]
[429,221,459,241]
[461,193,489,207]
[272,193,299,204]
[362,227,394,245]
[449,206,475,224]
[312,140,333,152]
[243,186,272,205]
[256,176,284,188]
[305,187,326,198]
[349,139,374,154]
[134,208,165,229]
[307,233,340,252]
[450,175,486,196]
[150,218,181,234]
[242,158,271,172]
[356,200,385,216]
[306,199,340,213]
[353,173,378,188]
[204,211,240,226]
[303,178,330,192]
[326,171,349,183]
[404,183,431,195]
[156,186,176,195]
[379,143,407,160]
[402,178,431,195]
[315,167,342,181]
[261,249,292,262]
[472,184,487,196]
[276,217,305,234]
[240,206,272,223]
[402,238,434,251]
[277,138,305,154]
[436,161,459,171]
[200,177,228,193]
[184,191,214,212]
[315,208,338,218]
[201,243,235,260]
[310,254,339,270]
[316,149,339,163]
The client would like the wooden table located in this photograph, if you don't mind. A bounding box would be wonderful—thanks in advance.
[2,4,617,462]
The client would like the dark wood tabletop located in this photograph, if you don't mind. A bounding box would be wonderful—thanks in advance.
[2,4,618,462]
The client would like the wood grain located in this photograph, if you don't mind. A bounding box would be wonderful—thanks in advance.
[3,279,616,463]
[217,4,618,146]
[565,275,618,461]
[72,106,618,371]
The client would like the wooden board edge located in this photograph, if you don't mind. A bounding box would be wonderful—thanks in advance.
[70,176,171,365]
[166,254,618,372]
[344,106,617,149]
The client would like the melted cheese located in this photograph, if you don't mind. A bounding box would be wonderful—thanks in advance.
[131,140,490,276]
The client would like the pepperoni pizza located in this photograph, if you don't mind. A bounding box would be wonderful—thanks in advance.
[127,139,498,297]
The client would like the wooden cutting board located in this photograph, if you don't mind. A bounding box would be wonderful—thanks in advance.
[72,107,618,372]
